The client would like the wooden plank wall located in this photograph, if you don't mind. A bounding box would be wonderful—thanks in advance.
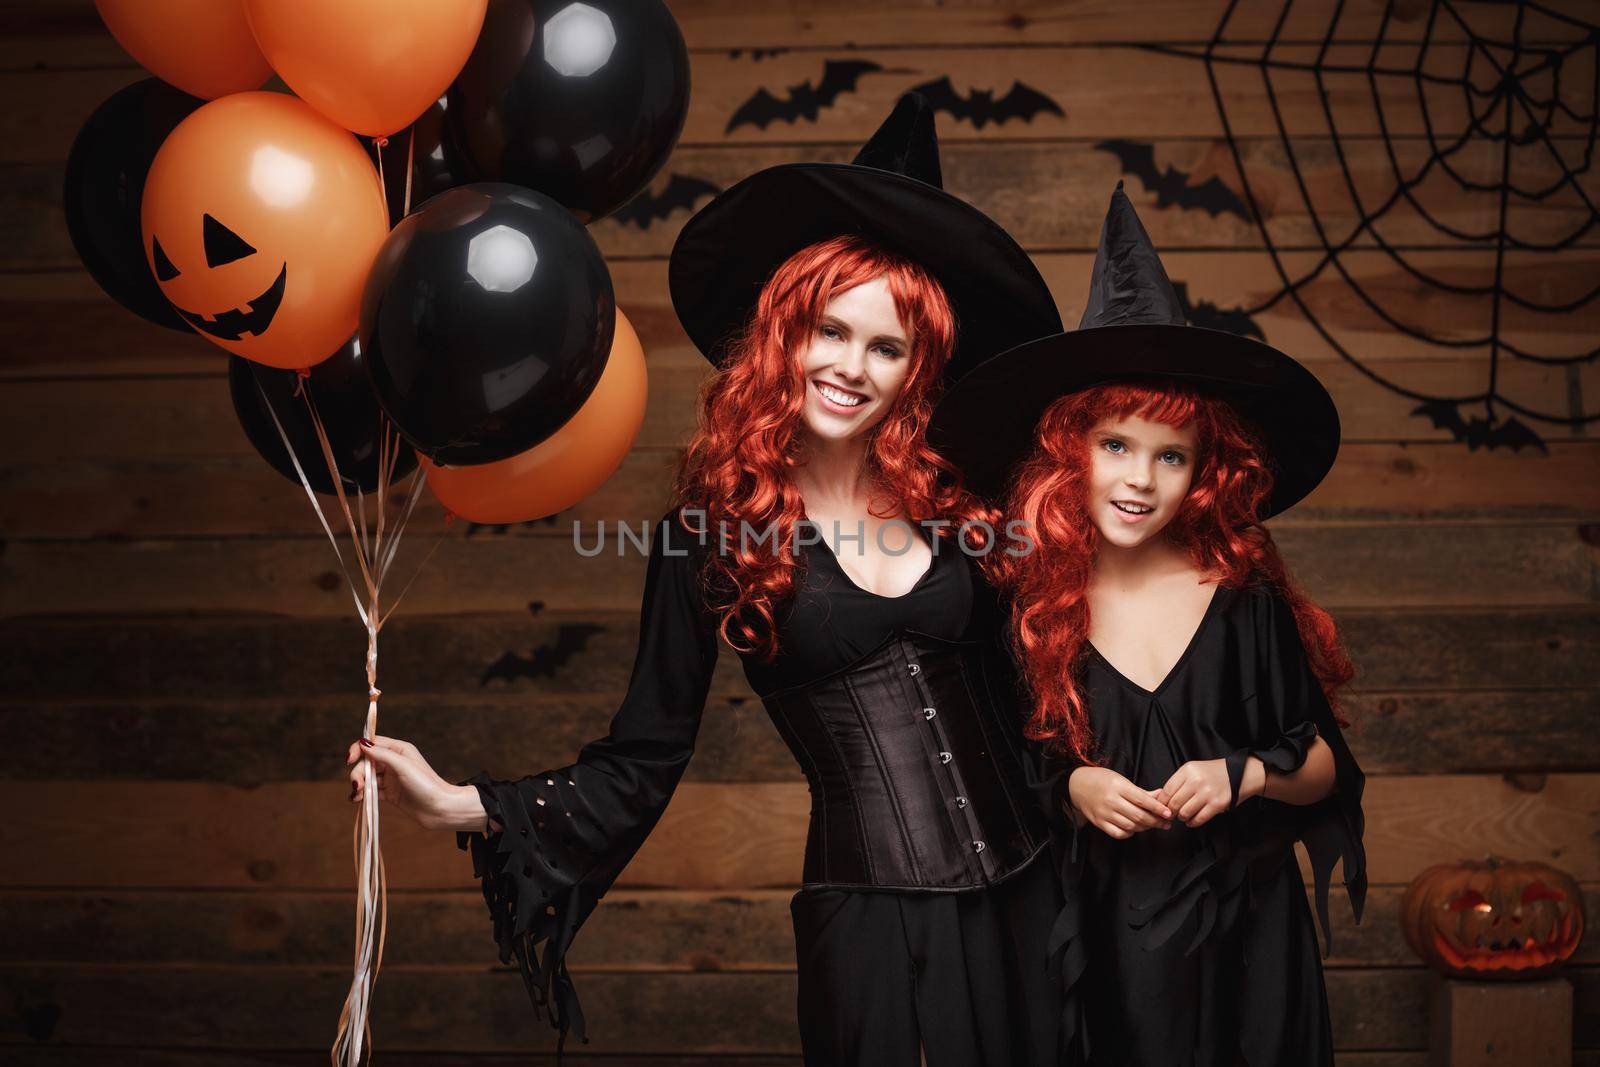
[1,0,1597,1063]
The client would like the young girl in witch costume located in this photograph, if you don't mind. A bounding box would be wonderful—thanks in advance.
[932,184,1367,1066]
[343,95,1076,1065]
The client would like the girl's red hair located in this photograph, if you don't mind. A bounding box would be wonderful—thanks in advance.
[675,234,993,660]
[984,381,1354,764]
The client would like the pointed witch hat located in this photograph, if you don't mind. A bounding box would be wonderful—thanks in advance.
[930,182,1340,518]
[668,92,1062,377]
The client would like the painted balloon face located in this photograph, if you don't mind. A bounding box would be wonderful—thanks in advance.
[150,214,287,342]
[141,92,390,370]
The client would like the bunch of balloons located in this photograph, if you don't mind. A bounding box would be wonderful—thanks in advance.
[67,0,689,523]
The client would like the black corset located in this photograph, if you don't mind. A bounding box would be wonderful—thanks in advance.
[761,629,1049,891]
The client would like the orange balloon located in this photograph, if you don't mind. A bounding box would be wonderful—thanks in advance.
[141,92,390,370]
[245,0,488,137]
[96,0,271,99]
[424,309,649,524]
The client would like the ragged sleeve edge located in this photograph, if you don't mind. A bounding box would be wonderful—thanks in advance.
[455,771,596,1052]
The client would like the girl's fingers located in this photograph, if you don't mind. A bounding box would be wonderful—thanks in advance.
[1099,820,1130,840]
[1123,787,1173,821]
[1166,780,1198,814]
[1112,798,1163,829]
[1178,793,1210,822]
[1188,802,1222,828]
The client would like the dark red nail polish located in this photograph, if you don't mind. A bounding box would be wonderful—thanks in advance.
[359,738,374,748]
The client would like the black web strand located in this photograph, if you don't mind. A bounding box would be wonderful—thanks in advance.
[1486,2,1530,417]
[1201,2,1464,405]
[1202,1,1594,423]
[1264,9,1492,345]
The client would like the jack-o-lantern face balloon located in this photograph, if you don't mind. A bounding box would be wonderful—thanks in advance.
[141,92,389,369]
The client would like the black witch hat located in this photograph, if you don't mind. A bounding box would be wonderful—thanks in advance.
[668,92,1062,378]
[930,183,1340,518]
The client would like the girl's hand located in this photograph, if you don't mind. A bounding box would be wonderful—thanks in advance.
[346,735,485,832]
[1157,758,1239,828]
[1067,766,1173,840]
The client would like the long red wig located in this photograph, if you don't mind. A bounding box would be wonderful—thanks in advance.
[985,381,1355,764]
[673,234,993,660]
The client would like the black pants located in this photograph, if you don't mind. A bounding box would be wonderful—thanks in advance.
[789,854,1067,1067]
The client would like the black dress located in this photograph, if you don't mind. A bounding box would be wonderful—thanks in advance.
[455,509,1071,1065]
[1048,581,1366,1067]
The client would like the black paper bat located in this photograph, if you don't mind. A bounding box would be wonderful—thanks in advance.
[481,623,607,686]
[1095,139,1251,222]
[1412,401,1549,453]
[726,59,884,132]
[610,174,722,230]
[1172,281,1265,340]
[907,76,1064,129]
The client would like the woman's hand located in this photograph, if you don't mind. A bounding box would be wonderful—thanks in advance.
[346,735,487,832]
[1067,766,1173,840]
[1157,757,1261,828]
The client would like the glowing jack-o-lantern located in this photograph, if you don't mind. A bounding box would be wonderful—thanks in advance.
[141,92,389,370]
[1401,856,1585,979]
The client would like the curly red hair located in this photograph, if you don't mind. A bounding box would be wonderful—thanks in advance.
[674,234,994,660]
[984,381,1354,764]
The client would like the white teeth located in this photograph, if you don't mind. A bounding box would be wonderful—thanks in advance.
[1113,501,1153,514]
[817,382,864,407]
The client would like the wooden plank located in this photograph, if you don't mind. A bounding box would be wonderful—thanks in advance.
[0,693,803,785]
[3,0,1585,59]
[5,439,1598,541]
[1,963,1594,1051]
[5,355,1593,472]
[6,40,1593,162]
[5,884,1597,970]
[13,137,1600,272]
[4,521,1594,617]
[11,1051,1588,1067]
[4,686,1596,784]
[4,607,1594,702]
[5,249,1595,385]
[1,774,1594,891]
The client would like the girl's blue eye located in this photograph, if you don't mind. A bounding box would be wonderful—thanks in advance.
[1103,439,1125,454]
[1161,451,1186,465]
[873,344,901,358]
[821,324,841,339]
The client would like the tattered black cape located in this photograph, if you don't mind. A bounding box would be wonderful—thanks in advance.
[1039,581,1366,1067]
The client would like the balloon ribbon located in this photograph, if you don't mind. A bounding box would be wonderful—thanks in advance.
[251,369,444,1067]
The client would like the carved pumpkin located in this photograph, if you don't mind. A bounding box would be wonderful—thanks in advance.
[141,92,389,369]
[1401,856,1584,979]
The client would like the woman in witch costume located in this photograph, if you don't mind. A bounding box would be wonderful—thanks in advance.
[931,184,1367,1066]
[343,94,1076,1064]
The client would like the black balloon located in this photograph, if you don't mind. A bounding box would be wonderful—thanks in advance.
[368,95,462,225]
[361,183,615,465]
[440,0,690,223]
[64,78,203,330]
[230,339,416,496]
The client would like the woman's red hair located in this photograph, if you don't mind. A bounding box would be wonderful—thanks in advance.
[985,381,1354,764]
[674,234,993,660]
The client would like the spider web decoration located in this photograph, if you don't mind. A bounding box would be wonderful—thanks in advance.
[1155,0,1599,452]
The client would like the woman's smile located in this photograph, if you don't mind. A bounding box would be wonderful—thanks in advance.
[814,378,869,412]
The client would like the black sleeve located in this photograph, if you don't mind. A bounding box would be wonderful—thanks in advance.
[1243,585,1368,951]
[454,508,720,1050]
